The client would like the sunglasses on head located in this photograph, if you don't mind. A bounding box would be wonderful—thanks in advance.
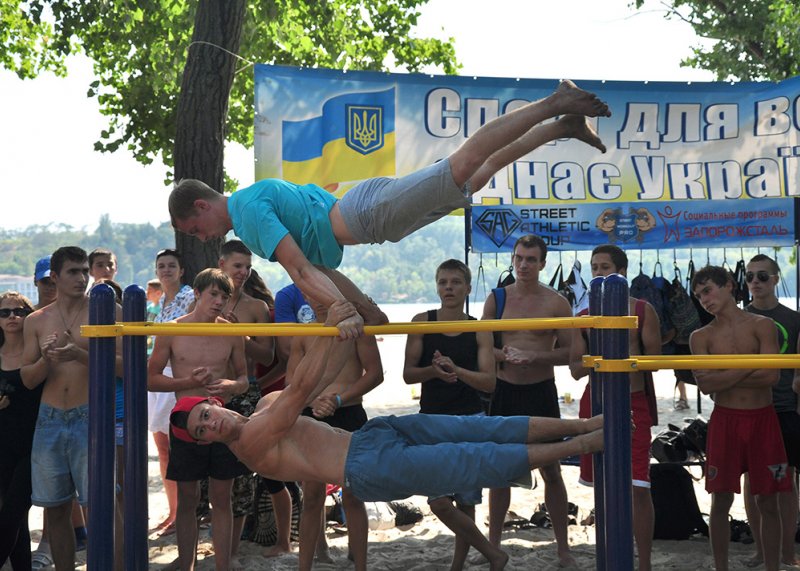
[0,308,31,318]
[745,271,776,283]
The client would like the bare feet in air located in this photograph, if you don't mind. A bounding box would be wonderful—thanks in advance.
[554,79,612,118]
[559,114,607,153]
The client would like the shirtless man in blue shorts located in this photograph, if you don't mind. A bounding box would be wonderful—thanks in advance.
[169,301,605,570]
[168,81,611,339]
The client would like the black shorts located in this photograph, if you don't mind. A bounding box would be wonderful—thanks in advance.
[489,378,561,419]
[302,403,368,432]
[673,343,696,385]
[778,411,800,470]
[166,431,250,482]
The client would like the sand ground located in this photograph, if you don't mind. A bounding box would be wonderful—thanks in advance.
[12,336,786,570]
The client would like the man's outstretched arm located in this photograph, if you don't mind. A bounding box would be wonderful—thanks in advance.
[273,234,364,339]
[269,301,357,433]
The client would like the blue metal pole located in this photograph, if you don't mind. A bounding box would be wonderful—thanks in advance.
[123,285,148,571]
[600,274,633,570]
[588,276,606,571]
[88,284,116,571]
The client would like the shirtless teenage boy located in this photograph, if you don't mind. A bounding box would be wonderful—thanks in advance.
[291,301,383,571]
[569,244,660,571]
[481,235,576,568]
[169,299,605,505]
[690,265,789,571]
[21,246,121,571]
[403,259,504,571]
[148,268,250,571]
[169,81,611,339]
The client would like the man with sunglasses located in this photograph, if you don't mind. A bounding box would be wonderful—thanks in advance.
[690,265,789,571]
[742,254,800,568]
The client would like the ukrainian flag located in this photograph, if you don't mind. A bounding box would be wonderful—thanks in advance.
[282,88,396,187]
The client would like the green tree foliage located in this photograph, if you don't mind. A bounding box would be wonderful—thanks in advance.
[636,0,800,80]
[1,0,459,282]
[0,217,176,286]
[1,0,458,174]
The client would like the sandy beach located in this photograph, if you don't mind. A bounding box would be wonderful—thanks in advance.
[14,328,776,570]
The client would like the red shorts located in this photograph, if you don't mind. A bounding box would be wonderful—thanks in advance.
[579,386,652,488]
[706,404,791,496]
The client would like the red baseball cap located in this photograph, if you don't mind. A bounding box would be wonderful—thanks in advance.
[170,396,224,443]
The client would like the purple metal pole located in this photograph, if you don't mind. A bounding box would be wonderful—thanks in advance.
[88,284,116,571]
[123,285,148,571]
[588,275,606,571]
[600,274,633,570]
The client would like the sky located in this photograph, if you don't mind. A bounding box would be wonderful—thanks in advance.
[0,0,715,232]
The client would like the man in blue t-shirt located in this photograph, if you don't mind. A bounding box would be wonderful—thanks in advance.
[169,81,610,338]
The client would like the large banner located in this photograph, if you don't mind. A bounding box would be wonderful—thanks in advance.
[472,198,793,251]
[254,65,800,250]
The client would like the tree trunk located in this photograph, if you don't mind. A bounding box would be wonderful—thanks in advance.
[173,0,246,284]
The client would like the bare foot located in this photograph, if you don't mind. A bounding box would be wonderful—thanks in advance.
[150,516,175,532]
[559,114,606,153]
[744,554,763,568]
[315,550,334,565]
[555,79,611,118]
[488,549,510,571]
[262,544,291,557]
[557,551,580,569]
[148,520,176,540]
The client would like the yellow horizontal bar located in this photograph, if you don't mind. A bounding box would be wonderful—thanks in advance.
[80,315,638,338]
[586,354,800,372]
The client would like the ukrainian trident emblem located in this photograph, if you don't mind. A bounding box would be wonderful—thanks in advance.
[346,105,384,154]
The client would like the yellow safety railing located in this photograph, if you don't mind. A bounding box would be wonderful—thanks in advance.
[81,315,638,338]
[583,354,800,372]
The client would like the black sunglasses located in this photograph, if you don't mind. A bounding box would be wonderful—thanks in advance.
[0,308,31,318]
[745,270,776,283]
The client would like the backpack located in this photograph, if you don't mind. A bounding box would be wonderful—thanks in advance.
[497,265,515,288]
[630,269,673,340]
[650,464,709,540]
[686,259,714,326]
[666,271,702,344]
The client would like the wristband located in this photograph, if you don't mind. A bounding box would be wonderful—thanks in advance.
[335,394,343,409]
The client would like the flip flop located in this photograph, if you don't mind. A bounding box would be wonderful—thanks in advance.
[149,521,176,539]
[31,550,54,570]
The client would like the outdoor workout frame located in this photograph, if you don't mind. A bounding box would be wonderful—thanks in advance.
[83,278,637,571]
